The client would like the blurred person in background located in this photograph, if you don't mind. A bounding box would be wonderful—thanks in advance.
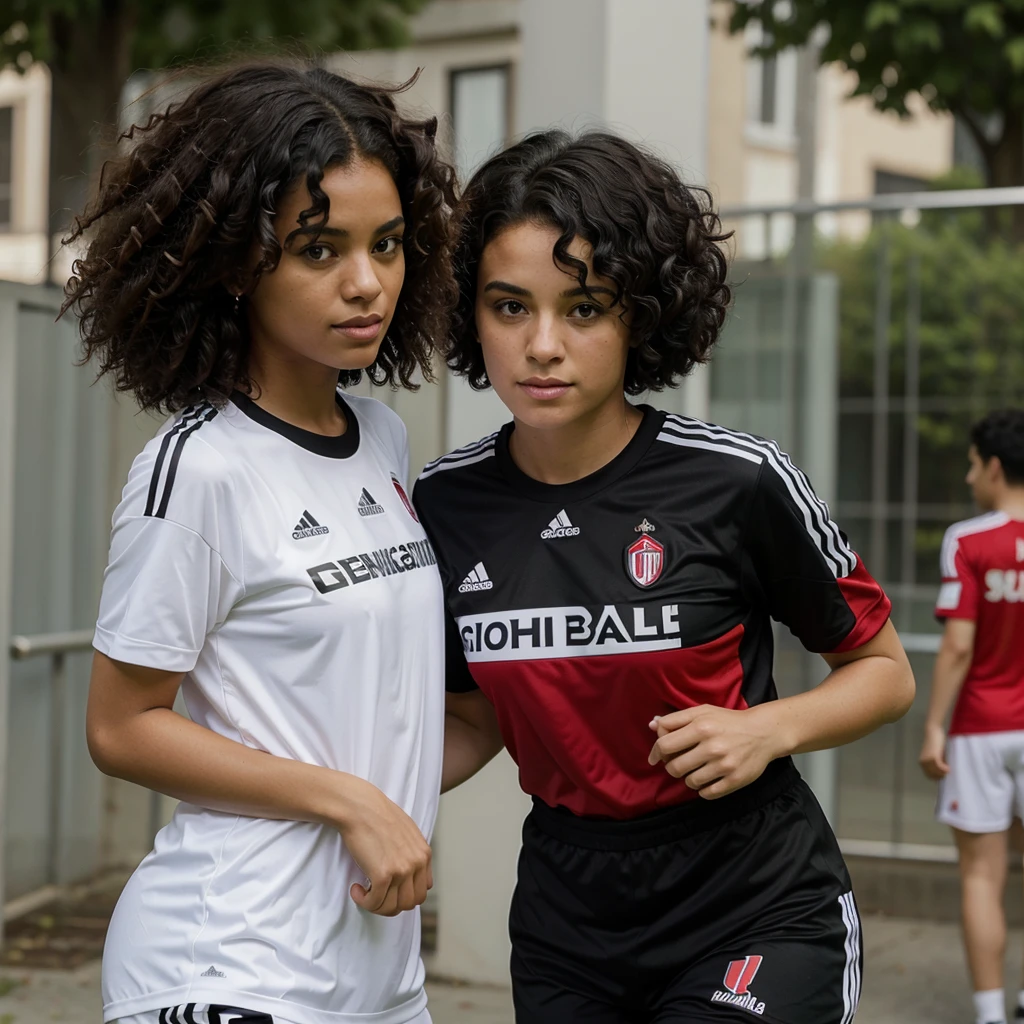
[64,61,457,1024]
[920,408,1024,1024]
[416,129,916,1024]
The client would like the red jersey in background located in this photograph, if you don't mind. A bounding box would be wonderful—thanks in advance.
[936,511,1024,735]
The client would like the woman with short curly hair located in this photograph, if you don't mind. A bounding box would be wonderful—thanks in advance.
[75,61,455,1024]
[413,130,914,1024]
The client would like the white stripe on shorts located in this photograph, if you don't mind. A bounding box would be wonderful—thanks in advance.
[838,891,862,1024]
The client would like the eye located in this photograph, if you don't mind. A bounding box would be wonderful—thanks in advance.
[572,302,604,319]
[373,235,402,255]
[303,243,334,263]
[495,299,527,316]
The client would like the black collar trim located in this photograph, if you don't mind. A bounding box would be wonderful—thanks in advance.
[230,390,360,459]
[495,405,665,502]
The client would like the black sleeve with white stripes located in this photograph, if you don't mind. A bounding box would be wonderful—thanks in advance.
[742,458,866,653]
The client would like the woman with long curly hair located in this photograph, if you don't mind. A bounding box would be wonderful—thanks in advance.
[72,61,456,1024]
[413,131,915,1024]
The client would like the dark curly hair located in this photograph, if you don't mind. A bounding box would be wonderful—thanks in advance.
[447,130,731,395]
[972,408,1024,485]
[63,60,458,413]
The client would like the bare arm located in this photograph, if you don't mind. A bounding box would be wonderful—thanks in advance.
[88,651,432,916]
[441,689,505,792]
[649,619,915,799]
[918,618,976,780]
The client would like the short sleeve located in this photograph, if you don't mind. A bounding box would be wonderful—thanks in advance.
[93,435,245,673]
[744,458,891,653]
[935,528,980,621]
[445,607,478,693]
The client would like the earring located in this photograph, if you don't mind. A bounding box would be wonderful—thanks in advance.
[233,294,241,312]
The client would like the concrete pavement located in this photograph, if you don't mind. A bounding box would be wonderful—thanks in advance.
[0,915,1017,1023]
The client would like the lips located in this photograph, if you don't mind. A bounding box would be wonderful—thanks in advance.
[333,315,383,341]
[518,378,572,400]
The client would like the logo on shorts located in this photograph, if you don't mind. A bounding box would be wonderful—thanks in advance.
[200,964,226,978]
[711,955,766,1016]
[625,519,664,589]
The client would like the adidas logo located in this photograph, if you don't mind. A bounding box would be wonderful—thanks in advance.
[292,511,329,540]
[541,509,580,539]
[200,965,226,978]
[357,488,386,517]
[458,562,494,593]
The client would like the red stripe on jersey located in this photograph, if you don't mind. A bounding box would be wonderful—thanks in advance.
[830,556,893,653]
[469,624,747,818]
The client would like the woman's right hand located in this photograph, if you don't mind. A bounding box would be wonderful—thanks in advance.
[88,653,432,917]
[918,723,950,781]
[335,777,433,917]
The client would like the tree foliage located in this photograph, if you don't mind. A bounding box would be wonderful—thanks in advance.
[0,0,427,236]
[0,0,427,71]
[725,1,1024,188]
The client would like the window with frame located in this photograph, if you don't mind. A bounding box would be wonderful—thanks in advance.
[0,106,14,230]
[450,65,510,185]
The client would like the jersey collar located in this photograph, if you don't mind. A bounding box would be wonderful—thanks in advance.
[230,390,360,458]
[495,404,665,502]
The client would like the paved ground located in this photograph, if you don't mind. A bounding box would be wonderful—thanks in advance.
[0,915,1019,1023]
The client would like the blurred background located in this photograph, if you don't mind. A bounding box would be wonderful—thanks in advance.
[0,1,1022,1021]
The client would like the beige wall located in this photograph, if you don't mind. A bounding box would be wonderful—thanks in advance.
[329,0,519,170]
[707,9,955,251]
[0,63,50,284]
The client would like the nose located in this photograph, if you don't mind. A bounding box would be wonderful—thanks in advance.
[340,253,383,305]
[524,313,565,366]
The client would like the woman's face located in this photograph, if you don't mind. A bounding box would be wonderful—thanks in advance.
[475,220,633,431]
[246,157,406,374]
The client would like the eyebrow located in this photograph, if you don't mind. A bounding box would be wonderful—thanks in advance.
[482,281,618,300]
[291,215,406,240]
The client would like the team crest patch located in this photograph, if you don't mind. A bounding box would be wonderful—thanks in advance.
[625,519,664,588]
[392,475,419,522]
[711,955,766,1016]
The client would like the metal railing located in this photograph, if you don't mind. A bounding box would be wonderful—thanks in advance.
[8,629,163,905]
[720,182,1024,220]
[712,185,1024,858]
[9,630,93,890]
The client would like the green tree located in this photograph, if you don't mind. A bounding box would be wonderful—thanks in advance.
[726,1,1024,191]
[0,0,426,239]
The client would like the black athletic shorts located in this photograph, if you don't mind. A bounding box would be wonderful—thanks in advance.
[509,758,862,1024]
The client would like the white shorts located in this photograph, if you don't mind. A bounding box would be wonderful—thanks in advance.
[937,730,1024,833]
[115,1009,433,1024]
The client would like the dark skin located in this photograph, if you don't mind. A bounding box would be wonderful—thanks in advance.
[87,160,432,918]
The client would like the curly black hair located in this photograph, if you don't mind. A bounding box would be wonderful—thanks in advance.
[447,130,731,395]
[63,60,458,413]
[972,408,1024,485]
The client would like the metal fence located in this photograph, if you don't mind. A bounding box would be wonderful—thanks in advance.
[717,186,1024,858]
[0,283,121,922]
[2,188,1022,920]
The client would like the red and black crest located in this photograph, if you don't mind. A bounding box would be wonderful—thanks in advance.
[625,534,664,588]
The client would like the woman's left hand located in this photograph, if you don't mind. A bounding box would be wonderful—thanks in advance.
[647,704,785,800]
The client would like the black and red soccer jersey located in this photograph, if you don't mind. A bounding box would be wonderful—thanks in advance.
[935,511,1024,735]
[414,407,892,819]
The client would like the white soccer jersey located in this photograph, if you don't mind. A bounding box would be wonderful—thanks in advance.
[93,392,445,1024]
